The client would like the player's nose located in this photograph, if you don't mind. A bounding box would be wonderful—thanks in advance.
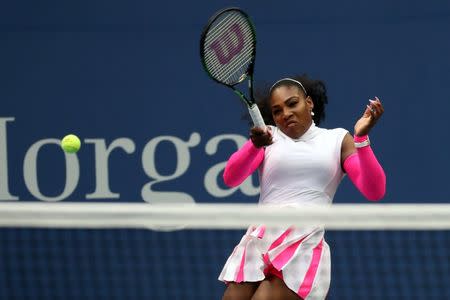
[282,108,293,120]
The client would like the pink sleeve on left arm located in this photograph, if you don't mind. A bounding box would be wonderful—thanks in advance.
[222,140,265,188]
[343,138,386,201]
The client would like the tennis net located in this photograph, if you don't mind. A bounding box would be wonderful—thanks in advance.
[0,202,449,299]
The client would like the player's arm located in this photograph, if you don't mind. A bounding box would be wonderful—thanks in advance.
[223,128,271,187]
[341,97,386,201]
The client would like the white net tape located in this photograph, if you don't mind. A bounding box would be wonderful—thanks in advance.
[1,202,450,230]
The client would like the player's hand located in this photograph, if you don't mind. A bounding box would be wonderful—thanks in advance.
[250,127,273,148]
[354,96,384,136]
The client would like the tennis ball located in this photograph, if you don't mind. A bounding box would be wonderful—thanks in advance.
[61,134,81,153]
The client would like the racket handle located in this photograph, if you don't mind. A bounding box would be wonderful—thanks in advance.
[248,104,266,129]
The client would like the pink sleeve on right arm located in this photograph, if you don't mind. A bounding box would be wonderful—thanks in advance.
[343,141,386,201]
[223,140,265,187]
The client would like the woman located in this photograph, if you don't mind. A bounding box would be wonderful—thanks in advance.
[218,75,386,300]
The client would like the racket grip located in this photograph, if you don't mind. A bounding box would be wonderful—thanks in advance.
[248,104,266,129]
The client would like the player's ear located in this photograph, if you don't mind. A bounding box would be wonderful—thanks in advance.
[306,95,314,110]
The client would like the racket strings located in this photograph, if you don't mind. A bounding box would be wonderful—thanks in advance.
[221,56,253,84]
[203,12,255,85]
[205,30,253,84]
[208,53,251,84]
[207,32,252,81]
[204,12,239,43]
[204,20,253,82]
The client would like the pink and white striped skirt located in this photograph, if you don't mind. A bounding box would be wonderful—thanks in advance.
[218,225,331,300]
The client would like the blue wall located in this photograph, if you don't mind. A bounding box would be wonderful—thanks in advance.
[2,0,450,204]
[1,1,450,299]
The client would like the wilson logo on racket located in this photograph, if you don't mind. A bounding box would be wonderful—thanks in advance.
[200,7,265,129]
[209,23,245,65]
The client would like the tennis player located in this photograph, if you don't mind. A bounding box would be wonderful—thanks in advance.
[218,75,386,300]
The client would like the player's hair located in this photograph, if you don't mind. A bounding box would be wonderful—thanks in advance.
[255,74,328,126]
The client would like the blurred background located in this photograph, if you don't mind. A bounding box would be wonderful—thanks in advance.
[1,0,449,299]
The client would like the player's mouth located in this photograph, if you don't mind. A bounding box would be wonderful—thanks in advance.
[286,120,297,128]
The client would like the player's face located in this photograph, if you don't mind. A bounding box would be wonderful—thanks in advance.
[270,85,314,139]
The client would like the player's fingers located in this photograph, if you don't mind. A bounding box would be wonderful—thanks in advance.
[366,104,376,118]
[367,104,384,127]
[369,99,382,115]
[250,127,265,136]
[374,97,384,114]
[371,98,385,118]
[372,97,384,111]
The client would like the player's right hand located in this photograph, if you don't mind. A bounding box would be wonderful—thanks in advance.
[250,127,273,148]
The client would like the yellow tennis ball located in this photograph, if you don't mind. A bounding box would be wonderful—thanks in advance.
[61,134,81,153]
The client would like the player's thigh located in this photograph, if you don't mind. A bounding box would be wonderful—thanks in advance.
[222,281,260,300]
[251,277,302,300]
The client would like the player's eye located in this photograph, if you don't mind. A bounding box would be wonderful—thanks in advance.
[287,100,298,107]
[272,109,281,115]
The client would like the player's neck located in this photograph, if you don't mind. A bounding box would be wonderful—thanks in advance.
[279,120,317,142]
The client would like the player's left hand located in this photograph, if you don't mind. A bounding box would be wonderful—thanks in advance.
[354,96,384,136]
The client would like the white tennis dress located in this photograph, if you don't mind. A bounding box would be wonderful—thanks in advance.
[219,123,348,300]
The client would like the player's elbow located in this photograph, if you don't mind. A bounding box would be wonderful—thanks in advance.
[223,177,237,188]
[364,176,386,201]
[365,189,385,201]
[223,169,242,188]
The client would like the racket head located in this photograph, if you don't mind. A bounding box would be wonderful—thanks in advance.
[200,7,256,87]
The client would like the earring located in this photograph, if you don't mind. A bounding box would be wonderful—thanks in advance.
[311,111,315,116]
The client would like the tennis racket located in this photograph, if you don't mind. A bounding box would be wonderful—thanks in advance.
[200,7,265,129]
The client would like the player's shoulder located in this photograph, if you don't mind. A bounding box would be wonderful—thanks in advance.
[318,126,349,139]
[327,127,349,135]
[267,125,289,144]
[267,125,279,135]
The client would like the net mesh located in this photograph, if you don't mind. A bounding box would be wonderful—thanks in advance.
[202,10,255,85]
[1,202,449,300]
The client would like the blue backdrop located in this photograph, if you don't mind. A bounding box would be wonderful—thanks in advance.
[1,1,450,299]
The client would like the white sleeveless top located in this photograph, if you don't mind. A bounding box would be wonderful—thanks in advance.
[219,123,348,298]
[258,123,348,207]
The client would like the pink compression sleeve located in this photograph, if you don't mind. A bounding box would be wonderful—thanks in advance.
[223,140,265,187]
[343,136,386,201]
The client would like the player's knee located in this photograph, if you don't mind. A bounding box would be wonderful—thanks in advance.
[251,292,301,300]
[250,284,272,300]
[250,294,270,300]
[222,282,258,300]
[251,278,302,300]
